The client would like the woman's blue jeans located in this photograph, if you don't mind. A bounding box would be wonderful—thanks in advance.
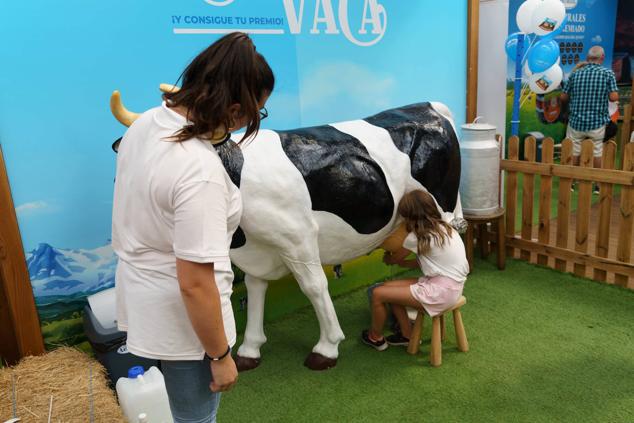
[161,357,221,423]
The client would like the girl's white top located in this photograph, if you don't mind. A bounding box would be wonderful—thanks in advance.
[112,102,242,360]
[402,227,469,283]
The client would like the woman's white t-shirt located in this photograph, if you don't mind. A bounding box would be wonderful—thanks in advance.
[402,227,469,283]
[112,102,242,361]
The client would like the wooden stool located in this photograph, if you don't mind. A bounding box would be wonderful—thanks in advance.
[407,296,468,367]
[464,208,506,271]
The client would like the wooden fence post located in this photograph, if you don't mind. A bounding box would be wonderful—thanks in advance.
[621,104,632,169]
[537,138,554,266]
[555,139,573,272]
[616,143,634,287]
[573,140,594,278]
[594,141,616,282]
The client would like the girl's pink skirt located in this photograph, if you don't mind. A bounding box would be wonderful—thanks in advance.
[409,275,464,317]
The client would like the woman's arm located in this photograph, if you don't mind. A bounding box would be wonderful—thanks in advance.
[177,259,228,356]
[177,259,238,392]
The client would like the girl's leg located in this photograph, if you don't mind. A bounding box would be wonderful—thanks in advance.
[368,279,417,334]
[370,280,420,339]
[390,304,414,338]
[381,278,418,288]
[384,279,419,335]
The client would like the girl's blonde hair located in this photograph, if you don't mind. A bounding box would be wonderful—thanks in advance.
[397,190,453,255]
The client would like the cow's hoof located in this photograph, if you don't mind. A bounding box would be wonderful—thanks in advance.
[304,352,337,371]
[235,354,261,372]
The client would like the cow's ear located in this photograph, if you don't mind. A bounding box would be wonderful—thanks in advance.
[112,137,122,153]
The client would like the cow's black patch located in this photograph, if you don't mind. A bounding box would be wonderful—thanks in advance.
[365,103,460,212]
[278,126,394,234]
[214,138,244,188]
[230,227,247,249]
[214,138,247,248]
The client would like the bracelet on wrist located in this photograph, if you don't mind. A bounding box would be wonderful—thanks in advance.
[205,345,231,361]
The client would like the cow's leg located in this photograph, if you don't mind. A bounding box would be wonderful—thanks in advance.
[235,274,268,372]
[282,258,345,371]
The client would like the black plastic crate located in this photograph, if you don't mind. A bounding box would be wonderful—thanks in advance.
[83,305,159,385]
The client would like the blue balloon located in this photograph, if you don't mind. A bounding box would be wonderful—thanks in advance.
[528,38,560,73]
[505,32,529,61]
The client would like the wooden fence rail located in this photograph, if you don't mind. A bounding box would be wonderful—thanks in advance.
[501,136,634,289]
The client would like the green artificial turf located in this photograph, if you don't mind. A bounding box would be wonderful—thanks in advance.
[219,258,634,423]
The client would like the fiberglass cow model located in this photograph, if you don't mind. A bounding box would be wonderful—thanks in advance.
[111,88,463,371]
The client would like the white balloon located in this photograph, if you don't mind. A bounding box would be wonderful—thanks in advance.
[529,64,563,94]
[523,56,557,78]
[516,0,540,34]
[531,0,566,36]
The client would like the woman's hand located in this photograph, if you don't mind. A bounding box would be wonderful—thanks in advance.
[210,355,238,392]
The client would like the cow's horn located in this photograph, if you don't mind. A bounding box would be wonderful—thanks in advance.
[159,83,181,93]
[110,90,140,127]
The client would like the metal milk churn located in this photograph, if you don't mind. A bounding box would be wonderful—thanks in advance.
[459,119,500,216]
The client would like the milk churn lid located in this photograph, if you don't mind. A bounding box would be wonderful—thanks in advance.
[461,116,496,131]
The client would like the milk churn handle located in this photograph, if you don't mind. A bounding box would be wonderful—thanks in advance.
[473,116,484,124]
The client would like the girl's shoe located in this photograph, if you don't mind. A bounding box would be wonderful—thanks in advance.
[385,333,410,346]
[361,330,388,351]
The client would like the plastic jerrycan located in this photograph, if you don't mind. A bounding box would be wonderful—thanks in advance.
[116,366,173,422]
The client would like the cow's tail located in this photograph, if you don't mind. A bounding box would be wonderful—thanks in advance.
[449,195,467,234]
[430,102,467,233]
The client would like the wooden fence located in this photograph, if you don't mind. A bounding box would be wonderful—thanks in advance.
[501,136,634,288]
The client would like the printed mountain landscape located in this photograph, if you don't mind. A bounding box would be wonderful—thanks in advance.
[28,242,117,299]
[27,242,117,348]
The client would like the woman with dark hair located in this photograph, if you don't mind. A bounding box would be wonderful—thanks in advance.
[112,32,274,422]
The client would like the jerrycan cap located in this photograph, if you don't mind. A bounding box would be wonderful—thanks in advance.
[128,366,145,379]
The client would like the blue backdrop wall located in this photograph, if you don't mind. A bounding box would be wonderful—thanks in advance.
[0,0,467,347]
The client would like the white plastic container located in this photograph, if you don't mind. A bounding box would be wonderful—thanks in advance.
[87,287,117,329]
[459,120,500,216]
[115,366,173,423]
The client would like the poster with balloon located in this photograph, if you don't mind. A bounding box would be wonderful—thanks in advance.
[505,0,618,144]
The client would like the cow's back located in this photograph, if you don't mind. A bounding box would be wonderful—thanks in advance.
[365,102,460,212]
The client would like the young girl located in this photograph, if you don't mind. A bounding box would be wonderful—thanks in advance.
[362,190,469,350]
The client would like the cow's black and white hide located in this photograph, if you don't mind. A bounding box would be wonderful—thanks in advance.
[212,102,462,370]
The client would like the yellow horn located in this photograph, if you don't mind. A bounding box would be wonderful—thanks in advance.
[110,90,140,127]
[159,83,181,94]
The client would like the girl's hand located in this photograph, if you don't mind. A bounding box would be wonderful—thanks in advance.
[383,251,398,265]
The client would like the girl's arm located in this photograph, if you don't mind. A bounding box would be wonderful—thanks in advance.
[383,246,418,268]
[399,258,420,269]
